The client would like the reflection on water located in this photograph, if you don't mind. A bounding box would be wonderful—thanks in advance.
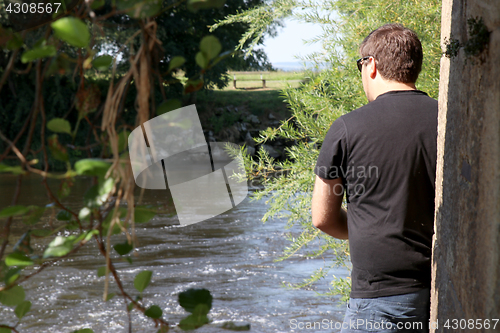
[0,174,349,332]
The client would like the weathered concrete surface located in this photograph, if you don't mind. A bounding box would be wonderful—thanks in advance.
[431,0,500,331]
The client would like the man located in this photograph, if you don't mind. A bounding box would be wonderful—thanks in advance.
[311,24,437,333]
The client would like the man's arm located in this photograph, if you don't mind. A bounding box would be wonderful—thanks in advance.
[311,175,348,239]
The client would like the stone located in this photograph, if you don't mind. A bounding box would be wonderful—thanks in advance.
[236,122,247,133]
[268,113,276,120]
[261,144,280,158]
[247,114,260,124]
[244,132,255,147]
[245,146,255,156]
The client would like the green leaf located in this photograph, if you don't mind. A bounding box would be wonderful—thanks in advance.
[144,305,162,319]
[56,210,72,221]
[84,186,103,208]
[0,285,25,306]
[51,17,90,48]
[6,32,23,50]
[179,305,210,330]
[209,50,235,68]
[97,266,107,277]
[195,51,208,68]
[5,253,34,267]
[98,178,115,197]
[78,207,91,221]
[113,241,133,256]
[43,236,74,258]
[187,0,225,12]
[84,230,98,242]
[14,300,31,319]
[157,99,182,115]
[4,268,21,286]
[184,79,204,94]
[72,329,94,333]
[75,159,111,177]
[47,118,72,135]
[21,44,56,63]
[0,205,29,218]
[133,0,162,18]
[31,229,52,237]
[0,327,12,332]
[105,293,115,301]
[66,221,79,231]
[116,0,162,18]
[58,179,72,199]
[168,56,186,71]
[101,208,124,236]
[0,163,25,175]
[133,270,152,293]
[48,134,69,162]
[92,55,113,71]
[46,52,74,78]
[200,35,221,60]
[134,206,157,224]
[22,206,45,226]
[178,288,212,314]
[125,257,133,264]
[127,302,134,311]
[91,0,105,9]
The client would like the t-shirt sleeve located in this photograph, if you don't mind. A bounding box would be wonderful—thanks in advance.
[314,117,348,180]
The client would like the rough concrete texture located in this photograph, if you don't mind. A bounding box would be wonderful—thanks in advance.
[431,0,500,331]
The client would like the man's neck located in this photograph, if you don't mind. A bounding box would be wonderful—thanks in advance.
[368,78,417,102]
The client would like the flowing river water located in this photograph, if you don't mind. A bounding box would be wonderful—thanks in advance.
[0,174,350,332]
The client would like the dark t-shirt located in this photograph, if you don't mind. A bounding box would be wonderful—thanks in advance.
[314,90,438,298]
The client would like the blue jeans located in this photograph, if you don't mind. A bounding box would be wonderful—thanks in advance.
[340,288,430,333]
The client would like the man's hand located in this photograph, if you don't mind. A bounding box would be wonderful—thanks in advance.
[311,175,348,239]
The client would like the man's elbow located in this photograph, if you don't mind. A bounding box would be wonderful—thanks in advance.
[311,210,328,230]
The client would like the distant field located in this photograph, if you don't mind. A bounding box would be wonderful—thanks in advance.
[222,71,309,90]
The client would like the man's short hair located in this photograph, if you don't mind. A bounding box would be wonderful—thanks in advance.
[359,23,423,83]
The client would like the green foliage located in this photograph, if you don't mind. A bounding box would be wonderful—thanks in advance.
[0,205,30,218]
[51,17,90,48]
[0,164,25,175]
[178,288,213,330]
[92,55,113,71]
[74,159,111,178]
[97,266,107,277]
[5,253,34,267]
[144,305,163,319]
[0,285,25,306]
[157,99,182,115]
[215,0,442,301]
[113,241,133,255]
[178,288,212,314]
[21,40,57,63]
[43,231,98,258]
[133,270,152,293]
[444,17,490,61]
[14,300,31,319]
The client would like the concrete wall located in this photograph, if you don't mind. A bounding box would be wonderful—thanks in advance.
[431,0,500,331]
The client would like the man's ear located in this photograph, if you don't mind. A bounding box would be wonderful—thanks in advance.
[366,57,377,79]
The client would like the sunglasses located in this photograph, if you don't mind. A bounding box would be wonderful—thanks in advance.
[356,56,372,72]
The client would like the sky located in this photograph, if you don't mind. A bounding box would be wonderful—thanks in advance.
[259,17,326,66]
